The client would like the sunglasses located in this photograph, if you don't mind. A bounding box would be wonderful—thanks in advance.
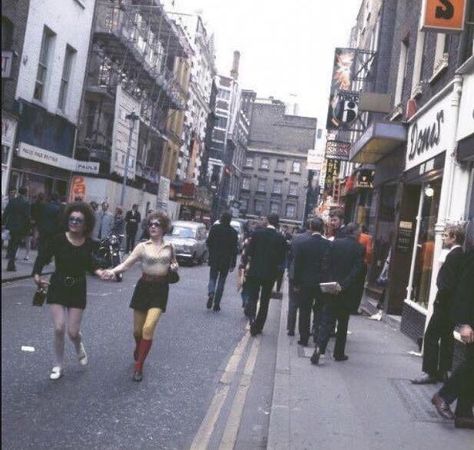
[148,221,162,228]
[69,216,84,224]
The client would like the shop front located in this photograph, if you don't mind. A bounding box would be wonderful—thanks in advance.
[400,78,471,341]
[1,112,18,204]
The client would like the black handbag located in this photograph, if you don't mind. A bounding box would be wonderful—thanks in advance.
[32,287,47,307]
[168,268,180,284]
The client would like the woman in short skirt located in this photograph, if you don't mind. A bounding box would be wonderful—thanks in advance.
[104,212,178,381]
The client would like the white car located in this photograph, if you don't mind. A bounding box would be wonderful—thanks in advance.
[164,221,208,265]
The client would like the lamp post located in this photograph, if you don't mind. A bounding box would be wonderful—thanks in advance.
[120,111,139,207]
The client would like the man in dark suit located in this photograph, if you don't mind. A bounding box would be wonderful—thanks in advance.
[36,192,62,261]
[4,187,31,272]
[245,213,287,336]
[286,224,311,336]
[293,217,331,346]
[206,212,238,312]
[412,224,466,384]
[311,222,364,364]
[329,208,347,239]
[125,204,141,253]
[431,221,474,428]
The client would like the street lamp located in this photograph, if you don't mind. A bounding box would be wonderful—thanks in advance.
[120,111,140,207]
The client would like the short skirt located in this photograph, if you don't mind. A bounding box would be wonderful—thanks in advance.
[46,273,87,310]
[130,278,169,312]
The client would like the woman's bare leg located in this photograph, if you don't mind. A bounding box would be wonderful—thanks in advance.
[50,304,66,368]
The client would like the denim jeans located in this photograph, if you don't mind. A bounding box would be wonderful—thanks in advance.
[208,266,229,306]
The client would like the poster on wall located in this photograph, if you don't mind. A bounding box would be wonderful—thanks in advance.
[323,158,341,191]
[69,176,86,202]
[421,0,467,32]
[111,85,140,180]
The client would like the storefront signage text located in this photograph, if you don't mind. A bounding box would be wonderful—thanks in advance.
[408,110,444,162]
[421,0,467,32]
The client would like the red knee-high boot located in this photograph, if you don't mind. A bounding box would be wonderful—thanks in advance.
[133,336,141,361]
[133,339,152,381]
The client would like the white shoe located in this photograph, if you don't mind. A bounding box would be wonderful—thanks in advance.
[369,311,383,321]
[49,366,63,380]
[78,343,88,366]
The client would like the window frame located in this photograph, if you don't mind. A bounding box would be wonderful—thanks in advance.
[57,44,76,111]
[34,26,55,102]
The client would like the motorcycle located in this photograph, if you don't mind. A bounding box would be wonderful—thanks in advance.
[94,234,124,282]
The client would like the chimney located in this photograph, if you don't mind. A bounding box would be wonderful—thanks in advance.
[230,50,240,80]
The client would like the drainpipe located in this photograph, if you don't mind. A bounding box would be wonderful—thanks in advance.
[424,74,463,325]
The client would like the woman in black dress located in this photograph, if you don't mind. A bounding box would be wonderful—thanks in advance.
[33,202,105,380]
[104,212,178,381]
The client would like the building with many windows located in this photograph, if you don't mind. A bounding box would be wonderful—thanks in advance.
[241,97,317,226]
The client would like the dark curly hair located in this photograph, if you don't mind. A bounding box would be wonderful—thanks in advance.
[63,202,96,236]
[147,211,171,234]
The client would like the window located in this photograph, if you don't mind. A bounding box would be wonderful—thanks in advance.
[257,178,266,192]
[273,180,282,194]
[2,145,10,165]
[241,177,250,190]
[291,161,301,173]
[254,200,264,215]
[58,45,76,111]
[289,182,298,196]
[216,116,228,129]
[285,204,296,218]
[245,157,253,167]
[270,202,280,214]
[276,159,285,171]
[240,198,248,210]
[394,39,409,105]
[1,17,14,50]
[34,27,55,101]
[260,157,269,170]
[218,89,230,100]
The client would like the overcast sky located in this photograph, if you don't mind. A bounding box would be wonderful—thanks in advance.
[166,0,363,128]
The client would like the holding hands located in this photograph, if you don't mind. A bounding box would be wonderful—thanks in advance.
[100,269,116,281]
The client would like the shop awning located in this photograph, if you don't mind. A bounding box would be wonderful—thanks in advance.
[350,121,407,164]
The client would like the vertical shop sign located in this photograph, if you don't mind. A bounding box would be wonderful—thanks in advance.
[323,158,341,191]
[421,0,467,32]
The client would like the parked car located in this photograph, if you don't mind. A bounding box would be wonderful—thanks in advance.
[213,219,245,252]
[163,221,208,265]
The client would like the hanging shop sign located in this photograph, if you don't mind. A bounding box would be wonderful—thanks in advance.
[327,91,360,131]
[111,84,140,179]
[421,0,467,33]
[323,158,341,191]
[306,149,324,171]
[18,142,100,174]
[406,92,452,171]
[325,140,351,161]
[356,169,375,188]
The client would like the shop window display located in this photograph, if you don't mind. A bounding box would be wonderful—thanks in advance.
[411,180,442,308]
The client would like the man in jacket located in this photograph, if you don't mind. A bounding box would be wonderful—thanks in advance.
[311,222,364,364]
[431,221,473,428]
[36,193,62,260]
[206,212,238,312]
[4,187,31,271]
[92,202,114,241]
[286,224,311,336]
[329,208,347,239]
[293,217,331,346]
[245,213,287,336]
[125,204,141,253]
[412,224,465,384]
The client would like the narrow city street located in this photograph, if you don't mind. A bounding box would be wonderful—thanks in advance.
[1,264,279,449]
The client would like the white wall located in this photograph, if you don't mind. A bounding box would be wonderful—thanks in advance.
[15,0,95,125]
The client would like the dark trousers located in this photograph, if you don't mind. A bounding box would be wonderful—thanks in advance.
[422,303,454,376]
[351,263,368,313]
[439,344,474,417]
[6,232,23,263]
[287,278,298,333]
[317,299,350,357]
[208,266,229,306]
[126,229,137,253]
[245,276,274,331]
[275,269,284,292]
[298,285,322,344]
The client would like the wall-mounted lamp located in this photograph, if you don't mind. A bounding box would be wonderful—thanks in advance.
[424,184,434,197]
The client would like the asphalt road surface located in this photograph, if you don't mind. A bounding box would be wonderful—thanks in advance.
[1,264,279,449]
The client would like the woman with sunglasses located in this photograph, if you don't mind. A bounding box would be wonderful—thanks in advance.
[103,212,178,381]
[32,202,106,380]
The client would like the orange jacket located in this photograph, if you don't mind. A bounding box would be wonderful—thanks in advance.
[358,232,373,266]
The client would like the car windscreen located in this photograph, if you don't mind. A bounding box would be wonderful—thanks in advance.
[171,226,196,239]
[231,224,241,234]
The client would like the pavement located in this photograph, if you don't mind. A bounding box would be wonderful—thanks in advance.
[1,248,54,283]
[267,285,474,450]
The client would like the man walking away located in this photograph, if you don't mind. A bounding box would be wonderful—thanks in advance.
[206,212,238,312]
[412,224,465,384]
[311,223,364,364]
[286,224,311,336]
[245,213,287,336]
[125,204,141,253]
[4,187,31,271]
[293,217,331,346]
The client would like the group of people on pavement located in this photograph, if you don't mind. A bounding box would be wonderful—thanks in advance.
[204,209,473,429]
